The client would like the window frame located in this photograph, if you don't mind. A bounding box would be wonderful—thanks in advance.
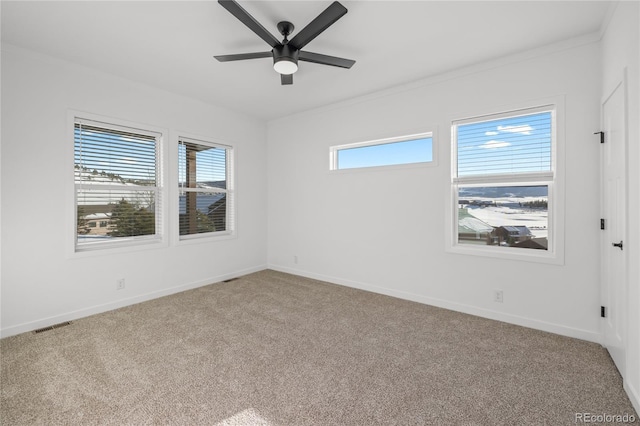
[329,130,436,172]
[176,135,235,243]
[447,101,565,265]
[69,111,168,256]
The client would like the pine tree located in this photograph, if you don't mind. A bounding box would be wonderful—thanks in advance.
[108,199,155,237]
[77,206,90,235]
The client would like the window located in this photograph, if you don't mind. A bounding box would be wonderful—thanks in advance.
[74,117,163,251]
[330,133,433,170]
[451,105,559,259]
[178,137,233,239]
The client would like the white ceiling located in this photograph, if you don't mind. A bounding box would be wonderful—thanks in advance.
[1,1,613,121]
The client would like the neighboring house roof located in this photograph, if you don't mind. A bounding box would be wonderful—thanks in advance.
[84,213,111,220]
[458,209,494,234]
[497,225,532,236]
[513,238,548,250]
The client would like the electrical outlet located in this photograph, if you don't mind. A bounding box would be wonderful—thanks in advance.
[494,289,503,303]
[116,278,125,290]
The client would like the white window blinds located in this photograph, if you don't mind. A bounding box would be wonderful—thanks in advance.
[74,118,162,249]
[454,109,552,179]
[178,137,233,238]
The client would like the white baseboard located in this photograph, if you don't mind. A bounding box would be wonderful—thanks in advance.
[1,264,267,339]
[268,264,602,344]
[624,381,640,419]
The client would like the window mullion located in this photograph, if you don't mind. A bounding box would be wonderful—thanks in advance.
[454,171,554,186]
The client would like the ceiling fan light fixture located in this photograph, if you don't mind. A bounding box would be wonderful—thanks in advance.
[273,58,298,75]
[273,44,299,75]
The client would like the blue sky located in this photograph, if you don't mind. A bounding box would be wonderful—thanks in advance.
[335,111,550,173]
[456,111,552,177]
[75,126,228,184]
[74,125,156,184]
[79,111,551,179]
[178,143,227,184]
[337,137,432,169]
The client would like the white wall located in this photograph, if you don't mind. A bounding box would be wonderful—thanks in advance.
[601,1,640,414]
[267,38,603,342]
[0,45,268,337]
[0,2,637,413]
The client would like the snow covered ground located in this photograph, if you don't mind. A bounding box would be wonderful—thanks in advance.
[462,196,548,239]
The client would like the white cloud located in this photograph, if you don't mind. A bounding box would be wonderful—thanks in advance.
[480,140,511,149]
[485,131,499,136]
[121,136,154,144]
[497,124,533,135]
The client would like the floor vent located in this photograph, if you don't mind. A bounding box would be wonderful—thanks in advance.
[223,278,239,283]
[33,321,72,334]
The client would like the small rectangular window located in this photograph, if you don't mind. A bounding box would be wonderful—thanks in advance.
[331,133,433,170]
[178,137,233,239]
[452,106,557,257]
[74,118,163,251]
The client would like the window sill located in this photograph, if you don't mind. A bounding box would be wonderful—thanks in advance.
[72,237,167,258]
[177,231,236,245]
[446,243,564,265]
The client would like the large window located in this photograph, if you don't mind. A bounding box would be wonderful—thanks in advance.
[452,105,558,259]
[74,117,163,251]
[178,137,233,239]
[330,132,433,170]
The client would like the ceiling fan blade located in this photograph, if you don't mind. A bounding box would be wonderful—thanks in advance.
[214,51,272,62]
[281,74,293,85]
[218,0,281,48]
[298,51,355,69]
[288,1,347,50]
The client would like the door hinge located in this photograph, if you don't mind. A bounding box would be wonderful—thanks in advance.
[601,306,606,318]
[594,131,605,144]
[601,219,605,230]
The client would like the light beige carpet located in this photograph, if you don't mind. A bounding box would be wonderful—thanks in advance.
[1,270,638,425]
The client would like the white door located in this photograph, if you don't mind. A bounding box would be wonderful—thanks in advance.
[601,76,627,376]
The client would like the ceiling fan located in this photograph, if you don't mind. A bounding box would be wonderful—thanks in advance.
[214,0,356,85]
